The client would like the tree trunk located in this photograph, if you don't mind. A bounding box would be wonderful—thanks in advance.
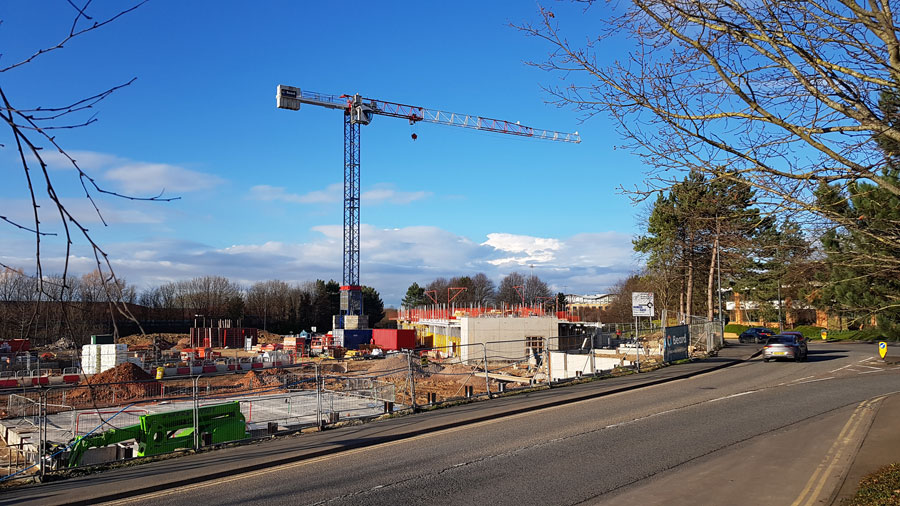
[686,253,694,318]
[707,233,718,321]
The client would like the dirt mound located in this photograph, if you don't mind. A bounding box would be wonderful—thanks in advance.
[174,337,192,350]
[118,333,185,350]
[361,355,410,379]
[435,363,481,383]
[67,362,160,407]
[234,370,286,389]
[236,370,264,389]
[92,362,154,383]
[257,330,282,344]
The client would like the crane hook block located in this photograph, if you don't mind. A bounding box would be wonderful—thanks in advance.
[411,133,417,141]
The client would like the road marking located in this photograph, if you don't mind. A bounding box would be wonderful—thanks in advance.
[793,377,834,385]
[860,369,884,375]
[707,390,758,402]
[790,396,884,506]
[791,376,815,383]
[830,364,854,373]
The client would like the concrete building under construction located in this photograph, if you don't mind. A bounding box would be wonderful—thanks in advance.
[397,306,565,363]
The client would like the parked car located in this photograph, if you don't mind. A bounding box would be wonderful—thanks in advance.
[763,335,808,362]
[738,327,774,344]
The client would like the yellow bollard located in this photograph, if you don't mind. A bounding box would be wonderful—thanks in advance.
[156,366,164,380]
[821,329,827,340]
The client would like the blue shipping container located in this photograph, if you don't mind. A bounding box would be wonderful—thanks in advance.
[333,329,372,350]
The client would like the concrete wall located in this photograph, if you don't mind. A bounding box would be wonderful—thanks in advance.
[460,317,560,363]
[549,351,624,381]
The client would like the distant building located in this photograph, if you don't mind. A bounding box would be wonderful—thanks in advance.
[565,294,616,310]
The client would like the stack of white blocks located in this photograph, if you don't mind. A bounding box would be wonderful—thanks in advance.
[81,343,127,374]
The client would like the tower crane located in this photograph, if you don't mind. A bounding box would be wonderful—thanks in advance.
[276,85,580,331]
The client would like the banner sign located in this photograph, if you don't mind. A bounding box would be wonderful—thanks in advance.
[632,292,655,317]
[664,325,690,362]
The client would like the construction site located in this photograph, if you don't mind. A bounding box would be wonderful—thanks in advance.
[1,306,724,482]
[0,85,724,483]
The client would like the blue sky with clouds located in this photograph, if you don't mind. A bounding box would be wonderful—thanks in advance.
[1,1,648,305]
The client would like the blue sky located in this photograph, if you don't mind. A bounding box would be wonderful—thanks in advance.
[1,1,648,306]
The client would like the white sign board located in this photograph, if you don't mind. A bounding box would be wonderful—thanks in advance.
[632,292,655,317]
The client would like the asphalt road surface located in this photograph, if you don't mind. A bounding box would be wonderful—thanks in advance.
[84,341,899,506]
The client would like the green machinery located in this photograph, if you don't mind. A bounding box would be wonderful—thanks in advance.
[67,402,249,467]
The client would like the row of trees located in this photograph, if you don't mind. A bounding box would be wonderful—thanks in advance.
[522,1,900,334]
[634,171,813,324]
[401,272,553,309]
[0,271,387,344]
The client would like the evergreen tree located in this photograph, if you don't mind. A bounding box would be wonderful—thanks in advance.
[815,87,900,334]
[635,171,772,319]
[401,282,426,308]
[362,286,385,328]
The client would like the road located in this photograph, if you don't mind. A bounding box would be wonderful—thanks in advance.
[4,341,897,506]
[81,341,895,506]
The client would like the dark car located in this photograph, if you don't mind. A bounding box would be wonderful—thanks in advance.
[738,327,774,344]
[763,334,808,362]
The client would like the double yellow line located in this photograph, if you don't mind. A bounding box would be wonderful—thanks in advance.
[791,395,885,506]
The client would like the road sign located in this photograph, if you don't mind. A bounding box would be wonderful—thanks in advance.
[879,341,887,359]
[632,292,654,317]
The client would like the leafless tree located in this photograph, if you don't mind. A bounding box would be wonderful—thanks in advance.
[0,1,171,339]
[497,272,550,306]
[518,1,900,270]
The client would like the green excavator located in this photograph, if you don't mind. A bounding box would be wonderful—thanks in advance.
[67,401,249,467]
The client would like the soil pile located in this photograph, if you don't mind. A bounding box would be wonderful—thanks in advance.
[361,356,411,380]
[236,370,264,389]
[257,330,282,344]
[435,363,481,384]
[234,370,287,389]
[118,333,185,350]
[67,363,161,407]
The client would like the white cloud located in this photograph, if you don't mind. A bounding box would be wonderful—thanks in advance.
[249,183,342,204]
[41,149,223,195]
[248,182,430,206]
[42,150,122,170]
[482,233,562,265]
[362,183,431,205]
[0,198,165,227]
[105,163,223,194]
[1,225,639,306]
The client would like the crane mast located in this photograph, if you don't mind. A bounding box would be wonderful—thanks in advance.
[276,85,580,332]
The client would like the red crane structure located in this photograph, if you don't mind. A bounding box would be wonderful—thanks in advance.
[276,85,580,331]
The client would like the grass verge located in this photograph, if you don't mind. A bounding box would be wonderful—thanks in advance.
[842,462,900,505]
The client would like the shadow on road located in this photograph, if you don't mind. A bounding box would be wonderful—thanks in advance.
[803,349,848,362]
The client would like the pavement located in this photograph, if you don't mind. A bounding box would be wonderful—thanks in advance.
[831,353,900,504]
[1,342,898,505]
[730,339,900,505]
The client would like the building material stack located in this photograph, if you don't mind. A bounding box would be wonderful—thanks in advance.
[81,343,127,374]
